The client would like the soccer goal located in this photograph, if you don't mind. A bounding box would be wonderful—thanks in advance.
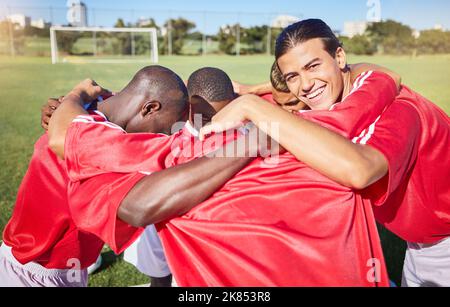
[50,26,159,64]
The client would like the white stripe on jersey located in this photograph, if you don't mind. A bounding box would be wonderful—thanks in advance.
[138,171,152,176]
[352,129,367,144]
[184,121,199,138]
[349,70,373,96]
[76,115,95,122]
[329,71,373,111]
[359,115,381,145]
[93,110,108,120]
[72,118,125,132]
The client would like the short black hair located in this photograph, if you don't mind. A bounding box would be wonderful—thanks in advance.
[123,65,189,117]
[270,62,289,93]
[275,19,342,60]
[187,67,235,103]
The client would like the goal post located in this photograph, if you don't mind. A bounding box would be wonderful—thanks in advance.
[50,26,159,64]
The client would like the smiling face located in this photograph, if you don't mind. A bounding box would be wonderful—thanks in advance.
[277,38,347,111]
[272,89,307,112]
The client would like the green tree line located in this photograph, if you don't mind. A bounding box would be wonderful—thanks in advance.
[1,18,449,56]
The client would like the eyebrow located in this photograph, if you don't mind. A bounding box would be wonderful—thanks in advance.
[283,58,321,79]
[303,58,321,70]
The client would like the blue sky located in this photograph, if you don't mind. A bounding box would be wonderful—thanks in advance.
[1,0,449,34]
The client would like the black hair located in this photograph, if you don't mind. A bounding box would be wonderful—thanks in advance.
[275,19,342,60]
[270,61,290,93]
[187,67,235,103]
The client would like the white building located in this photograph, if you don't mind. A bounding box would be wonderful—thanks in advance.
[343,21,368,38]
[434,24,444,31]
[31,18,51,29]
[271,15,300,29]
[137,18,155,27]
[67,0,88,27]
[7,14,31,29]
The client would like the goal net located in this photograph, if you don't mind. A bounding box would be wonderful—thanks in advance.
[50,26,158,64]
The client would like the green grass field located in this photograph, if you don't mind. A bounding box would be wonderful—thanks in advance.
[0,54,449,287]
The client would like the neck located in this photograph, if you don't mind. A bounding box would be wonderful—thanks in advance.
[97,93,134,129]
[340,69,353,102]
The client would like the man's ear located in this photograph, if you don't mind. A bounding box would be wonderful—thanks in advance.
[335,47,347,70]
[141,101,161,117]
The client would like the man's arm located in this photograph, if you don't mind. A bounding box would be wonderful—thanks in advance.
[200,72,398,190]
[48,79,109,158]
[232,81,273,96]
[213,97,387,190]
[118,141,254,227]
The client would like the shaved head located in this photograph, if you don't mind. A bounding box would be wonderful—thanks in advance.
[102,65,189,135]
[187,67,236,104]
[187,67,236,130]
[122,65,189,118]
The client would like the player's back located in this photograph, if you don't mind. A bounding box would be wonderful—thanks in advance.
[2,134,103,269]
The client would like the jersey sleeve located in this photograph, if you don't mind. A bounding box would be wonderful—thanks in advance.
[68,172,146,254]
[64,114,176,182]
[355,101,421,206]
[300,71,398,139]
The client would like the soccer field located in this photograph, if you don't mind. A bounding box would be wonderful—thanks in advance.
[0,54,449,286]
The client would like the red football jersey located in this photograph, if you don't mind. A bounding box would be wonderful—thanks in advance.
[2,134,104,269]
[63,71,397,286]
[158,71,396,286]
[354,86,450,244]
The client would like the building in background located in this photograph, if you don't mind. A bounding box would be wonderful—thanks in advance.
[271,15,300,29]
[434,24,444,31]
[31,18,51,29]
[6,14,31,29]
[67,0,88,27]
[343,21,368,38]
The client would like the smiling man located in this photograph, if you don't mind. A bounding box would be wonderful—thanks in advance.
[200,19,450,287]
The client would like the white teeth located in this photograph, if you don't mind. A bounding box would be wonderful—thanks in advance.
[306,87,325,100]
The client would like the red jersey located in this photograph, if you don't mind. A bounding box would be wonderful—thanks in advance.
[354,86,450,244]
[63,71,397,286]
[2,134,103,269]
[1,112,155,269]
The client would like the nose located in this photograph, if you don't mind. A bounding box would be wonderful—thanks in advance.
[301,76,314,94]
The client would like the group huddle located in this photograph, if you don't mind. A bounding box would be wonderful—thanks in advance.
[1,19,449,287]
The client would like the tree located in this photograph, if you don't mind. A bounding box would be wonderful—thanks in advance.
[417,30,450,54]
[163,18,196,55]
[112,18,131,55]
[242,25,267,54]
[366,20,415,55]
[137,18,165,56]
[340,35,376,55]
[0,21,25,55]
[217,24,239,55]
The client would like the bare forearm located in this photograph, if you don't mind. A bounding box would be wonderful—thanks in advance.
[48,93,88,159]
[244,97,387,189]
[119,151,253,227]
[238,82,272,95]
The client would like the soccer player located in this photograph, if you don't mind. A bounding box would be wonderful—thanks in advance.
[199,19,450,287]
[47,65,402,286]
[0,66,257,287]
[0,66,188,286]
[122,67,240,287]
